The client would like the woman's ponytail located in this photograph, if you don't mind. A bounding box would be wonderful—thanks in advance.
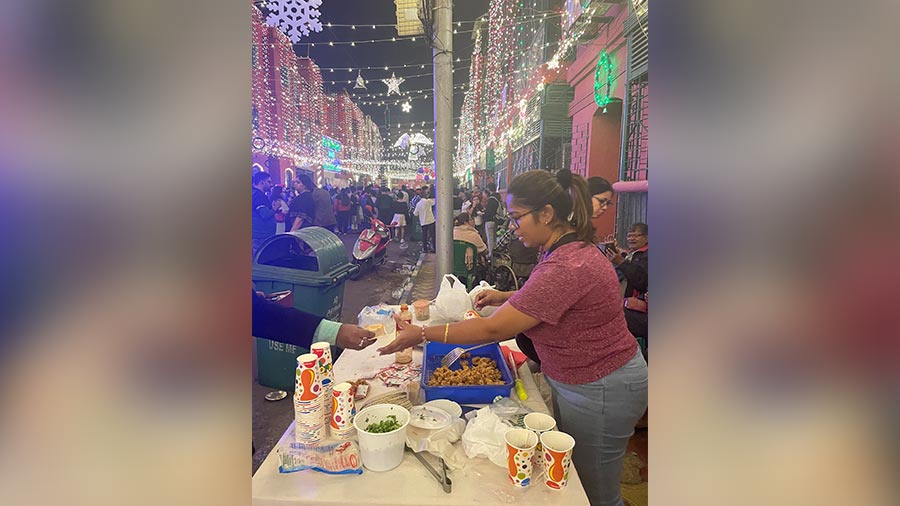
[555,169,594,243]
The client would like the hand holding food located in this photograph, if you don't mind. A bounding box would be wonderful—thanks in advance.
[473,289,508,309]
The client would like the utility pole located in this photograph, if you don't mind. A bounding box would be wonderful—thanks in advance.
[432,0,453,284]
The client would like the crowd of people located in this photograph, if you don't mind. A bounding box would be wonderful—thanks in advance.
[252,170,442,254]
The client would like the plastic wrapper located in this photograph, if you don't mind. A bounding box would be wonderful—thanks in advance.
[460,406,514,468]
[277,440,363,475]
[357,305,395,331]
[406,418,469,469]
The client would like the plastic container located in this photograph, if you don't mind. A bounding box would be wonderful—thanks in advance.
[420,342,514,404]
[353,404,411,472]
[413,300,430,321]
[394,304,413,364]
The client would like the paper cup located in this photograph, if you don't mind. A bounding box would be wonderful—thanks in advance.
[524,412,557,473]
[504,428,538,487]
[353,404,410,472]
[295,353,323,402]
[541,431,575,490]
[330,382,356,439]
[310,343,335,417]
[412,300,430,320]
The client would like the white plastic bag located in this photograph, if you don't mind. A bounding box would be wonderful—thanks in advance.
[468,281,498,317]
[431,274,473,323]
[461,406,514,468]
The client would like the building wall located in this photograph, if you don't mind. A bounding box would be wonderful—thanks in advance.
[566,4,629,238]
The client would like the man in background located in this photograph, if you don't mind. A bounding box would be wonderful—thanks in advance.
[251,171,276,254]
[311,180,337,232]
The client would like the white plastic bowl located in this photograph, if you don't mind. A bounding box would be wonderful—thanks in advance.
[422,399,463,419]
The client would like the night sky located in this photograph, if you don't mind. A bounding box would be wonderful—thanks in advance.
[283,0,490,153]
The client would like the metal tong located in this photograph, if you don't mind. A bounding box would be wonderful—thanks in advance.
[406,447,452,493]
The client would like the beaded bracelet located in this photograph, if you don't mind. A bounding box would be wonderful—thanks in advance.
[420,325,427,344]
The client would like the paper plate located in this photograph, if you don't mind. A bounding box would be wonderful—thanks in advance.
[408,406,453,430]
[423,399,463,419]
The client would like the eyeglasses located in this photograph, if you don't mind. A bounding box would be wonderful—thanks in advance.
[593,196,613,207]
[508,209,536,229]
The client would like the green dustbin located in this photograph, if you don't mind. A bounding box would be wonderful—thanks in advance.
[252,227,358,391]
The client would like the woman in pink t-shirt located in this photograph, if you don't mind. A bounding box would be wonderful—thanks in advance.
[380,169,647,506]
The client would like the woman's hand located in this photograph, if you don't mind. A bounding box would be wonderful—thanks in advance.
[377,314,424,355]
[474,289,507,309]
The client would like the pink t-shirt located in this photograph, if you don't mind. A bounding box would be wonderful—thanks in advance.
[508,241,638,384]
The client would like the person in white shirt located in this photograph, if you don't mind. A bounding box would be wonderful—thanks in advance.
[413,185,436,253]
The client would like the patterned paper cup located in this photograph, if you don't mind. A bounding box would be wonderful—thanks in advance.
[330,382,357,439]
[295,353,323,402]
[311,343,334,418]
[524,412,557,473]
[541,431,575,490]
[504,428,538,487]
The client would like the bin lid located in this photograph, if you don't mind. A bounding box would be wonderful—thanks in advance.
[253,228,352,279]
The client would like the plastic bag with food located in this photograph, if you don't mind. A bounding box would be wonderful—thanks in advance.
[431,274,473,323]
[357,305,395,336]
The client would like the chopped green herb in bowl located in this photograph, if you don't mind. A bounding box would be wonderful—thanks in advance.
[364,414,402,433]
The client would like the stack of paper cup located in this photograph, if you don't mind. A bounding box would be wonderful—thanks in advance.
[293,353,325,444]
[310,342,335,419]
[329,382,357,440]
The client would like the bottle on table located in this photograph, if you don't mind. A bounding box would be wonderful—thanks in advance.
[394,304,413,364]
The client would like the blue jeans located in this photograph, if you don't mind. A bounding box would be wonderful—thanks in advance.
[546,350,648,506]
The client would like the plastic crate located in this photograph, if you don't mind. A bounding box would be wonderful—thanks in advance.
[420,342,514,404]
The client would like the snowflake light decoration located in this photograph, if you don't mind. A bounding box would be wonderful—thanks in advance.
[401,101,411,113]
[265,0,324,44]
[353,71,367,90]
[382,73,405,96]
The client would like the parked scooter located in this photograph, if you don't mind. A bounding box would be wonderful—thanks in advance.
[350,217,391,279]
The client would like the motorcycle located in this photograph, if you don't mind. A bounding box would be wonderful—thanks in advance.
[350,217,391,279]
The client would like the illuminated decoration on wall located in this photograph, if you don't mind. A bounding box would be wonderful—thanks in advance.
[265,0,324,43]
[593,50,616,108]
[401,101,411,113]
[381,72,405,95]
[354,71,367,89]
[251,6,384,181]
[453,0,627,177]
[322,135,343,172]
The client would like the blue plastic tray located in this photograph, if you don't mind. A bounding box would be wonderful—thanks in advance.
[420,342,514,404]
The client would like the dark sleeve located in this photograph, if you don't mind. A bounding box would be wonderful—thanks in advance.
[485,198,498,218]
[253,191,275,219]
[252,291,325,349]
[618,252,648,294]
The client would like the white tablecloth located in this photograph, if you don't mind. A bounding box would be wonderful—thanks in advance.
[252,313,590,506]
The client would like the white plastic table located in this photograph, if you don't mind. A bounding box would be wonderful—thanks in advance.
[252,330,590,506]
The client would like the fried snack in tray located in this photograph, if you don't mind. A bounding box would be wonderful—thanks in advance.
[428,356,505,386]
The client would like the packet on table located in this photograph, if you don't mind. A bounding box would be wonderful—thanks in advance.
[277,440,363,475]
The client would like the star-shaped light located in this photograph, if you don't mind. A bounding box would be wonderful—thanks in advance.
[382,72,405,96]
[353,71,367,90]
[401,101,411,113]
